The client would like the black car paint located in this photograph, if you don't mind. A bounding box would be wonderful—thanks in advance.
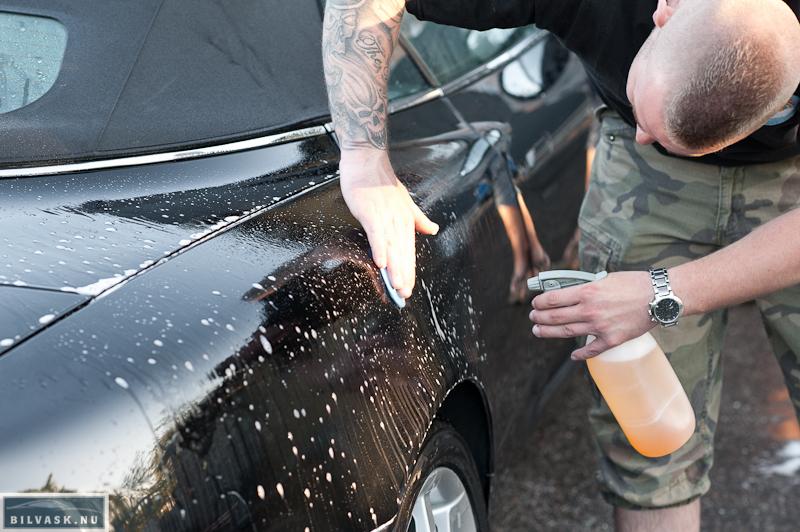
[0,27,591,532]
[439,34,593,453]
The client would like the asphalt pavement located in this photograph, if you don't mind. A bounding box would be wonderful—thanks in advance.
[489,303,800,531]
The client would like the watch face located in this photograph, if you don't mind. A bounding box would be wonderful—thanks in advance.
[654,297,681,322]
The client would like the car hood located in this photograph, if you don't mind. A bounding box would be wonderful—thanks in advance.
[0,134,338,353]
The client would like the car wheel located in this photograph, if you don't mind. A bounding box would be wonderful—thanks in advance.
[395,421,489,532]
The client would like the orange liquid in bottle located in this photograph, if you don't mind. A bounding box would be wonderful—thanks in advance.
[586,332,696,458]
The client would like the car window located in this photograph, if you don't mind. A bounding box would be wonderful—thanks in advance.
[401,14,535,84]
[0,13,67,114]
[388,44,430,100]
[315,0,430,101]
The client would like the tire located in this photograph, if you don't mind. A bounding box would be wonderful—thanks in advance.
[394,421,490,532]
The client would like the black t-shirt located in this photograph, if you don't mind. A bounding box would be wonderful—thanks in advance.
[405,0,800,166]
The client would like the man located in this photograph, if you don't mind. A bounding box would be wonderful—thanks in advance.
[322,0,800,530]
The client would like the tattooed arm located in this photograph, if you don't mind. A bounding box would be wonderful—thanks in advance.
[323,0,438,299]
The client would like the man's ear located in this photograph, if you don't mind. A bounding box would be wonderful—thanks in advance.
[653,0,680,27]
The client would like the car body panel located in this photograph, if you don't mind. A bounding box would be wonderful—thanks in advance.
[0,286,86,354]
[445,35,593,260]
[0,135,338,292]
[0,97,553,530]
[0,12,591,531]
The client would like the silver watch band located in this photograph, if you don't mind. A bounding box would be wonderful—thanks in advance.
[649,267,672,298]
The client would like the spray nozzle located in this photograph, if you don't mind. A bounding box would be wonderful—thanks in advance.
[527,269,608,292]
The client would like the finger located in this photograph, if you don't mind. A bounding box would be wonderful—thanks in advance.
[390,214,410,299]
[571,336,610,361]
[531,322,592,339]
[411,201,439,235]
[532,284,583,309]
[386,227,404,295]
[404,219,417,298]
[364,223,387,269]
[529,306,584,325]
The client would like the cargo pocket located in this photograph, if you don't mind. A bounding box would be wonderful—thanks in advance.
[577,218,620,275]
[592,110,637,186]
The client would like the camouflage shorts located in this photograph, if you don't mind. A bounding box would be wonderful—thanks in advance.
[578,107,800,510]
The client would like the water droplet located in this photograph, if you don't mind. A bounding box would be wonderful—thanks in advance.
[153,339,163,347]
[0,338,14,347]
[259,335,273,354]
[257,485,266,500]
[184,361,194,372]
[255,420,262,431]
[38,314,56,325]
[114,377,129,389]
[276,483,285,498]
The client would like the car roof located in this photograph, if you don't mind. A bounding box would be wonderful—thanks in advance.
[0,0,330,167]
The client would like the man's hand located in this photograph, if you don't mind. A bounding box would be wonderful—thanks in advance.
[340,149,438,298]
[528,271,654,360]
[323,0,437,297]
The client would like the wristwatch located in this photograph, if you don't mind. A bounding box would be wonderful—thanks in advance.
[648,267,683,327]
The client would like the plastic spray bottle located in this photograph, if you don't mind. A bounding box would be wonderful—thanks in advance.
[528,270,696,458]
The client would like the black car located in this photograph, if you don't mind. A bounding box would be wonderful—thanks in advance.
[0,2,592,530]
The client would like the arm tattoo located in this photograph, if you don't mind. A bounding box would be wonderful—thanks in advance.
[322,0,402,150]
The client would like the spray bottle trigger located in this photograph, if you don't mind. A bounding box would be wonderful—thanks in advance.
[527,269,609,292]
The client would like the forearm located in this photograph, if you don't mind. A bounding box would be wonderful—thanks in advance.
[670,208,800,315]
[322,0,404,156]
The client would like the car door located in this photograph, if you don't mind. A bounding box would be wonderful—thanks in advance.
[396,18,578,453]
[404,21,594,270]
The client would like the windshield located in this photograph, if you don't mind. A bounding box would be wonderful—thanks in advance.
[0,0,330,168]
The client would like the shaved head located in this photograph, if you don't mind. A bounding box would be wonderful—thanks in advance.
[627,0,800,155]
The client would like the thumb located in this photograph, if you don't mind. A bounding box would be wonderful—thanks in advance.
[411,202,439,235]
